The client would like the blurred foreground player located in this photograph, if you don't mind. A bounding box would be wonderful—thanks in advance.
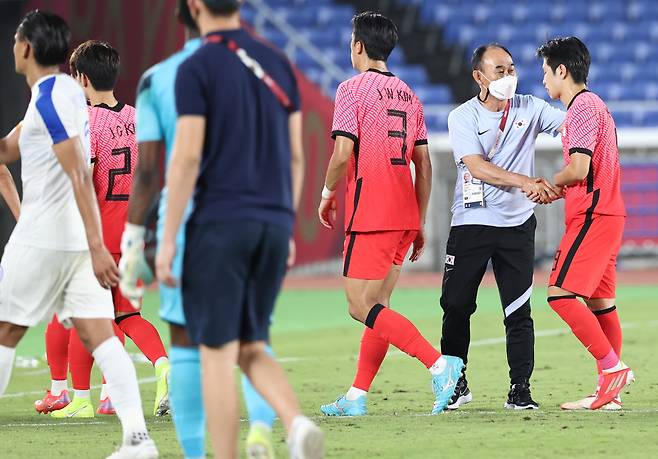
[121,1,294,457]
[537,36,632,410]
[0,10,157,458]
[37,40,171,419]
[317,12,463,417]
[155,0,323,457]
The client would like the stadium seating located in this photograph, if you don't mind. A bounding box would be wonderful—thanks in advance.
[241,1,455,131]
[244,1,658,131]
[621,163,658,243]
[406,0,658,128]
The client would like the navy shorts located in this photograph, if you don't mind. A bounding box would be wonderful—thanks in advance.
[182,220,290,347]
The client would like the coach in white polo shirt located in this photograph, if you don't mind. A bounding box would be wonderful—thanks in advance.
[440,43,565,411]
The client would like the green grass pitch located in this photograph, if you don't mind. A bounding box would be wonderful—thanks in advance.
[1,284,656,458]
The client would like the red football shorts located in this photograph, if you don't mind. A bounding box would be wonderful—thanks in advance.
[549,215,624,299]
[342,230,418,280]
[111,253,139,314]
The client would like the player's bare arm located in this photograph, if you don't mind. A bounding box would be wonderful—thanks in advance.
[553,152,591,186]
[128,140,163,225]
[119,140,161,306]
[156,115,205,287]
[409,144,431,262]
[0,165,20,220]
[0,124,25,219]
[0,123,22,165]
[462,154,559,203]
[318,135,353,229]
[52,136,119,288]
[288,111,304,266]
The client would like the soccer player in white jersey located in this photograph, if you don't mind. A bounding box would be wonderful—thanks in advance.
[0,11,157,459]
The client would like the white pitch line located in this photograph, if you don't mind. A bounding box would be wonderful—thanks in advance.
[4,320,657,399]
[0,376,157,399]
[3,421,108,427]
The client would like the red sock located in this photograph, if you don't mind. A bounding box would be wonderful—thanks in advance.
[116,313,167,365]
[45,315,71,381]
[548,296,616,366]
[68,328,93,391]
[594,306,622,373]
[366,304,440,369]
[352,326,389,391]
[112,321,126,346]
[70,321,126,390]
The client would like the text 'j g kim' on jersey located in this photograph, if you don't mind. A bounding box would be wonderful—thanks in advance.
[89,102,138,254]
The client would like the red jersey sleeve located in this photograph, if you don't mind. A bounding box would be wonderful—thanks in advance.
[331,82,359,143]
[415,101,428,145]
[567,103,598,156]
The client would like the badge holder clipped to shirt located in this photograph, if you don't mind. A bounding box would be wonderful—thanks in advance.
[462,100,510,208]
[204,34,294,112]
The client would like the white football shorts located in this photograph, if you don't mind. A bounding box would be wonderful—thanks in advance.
[0,243,113,327]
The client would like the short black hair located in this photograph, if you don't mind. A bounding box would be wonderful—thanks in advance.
[16,10,70,67]
[352,11,398,62]
[471,43,513,71]
[69,40,120,91]
[202,0,242,16]
[177,0,198,30]
[536,36,591,84]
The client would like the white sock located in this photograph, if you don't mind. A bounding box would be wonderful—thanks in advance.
[345,386,367,401]
[154,356,168,369]
[92,337,147,442]
[100,383,109,401]
[287,415,310,443]
[0,344,16,396]
[429,356,447,376]
[75,389,90,399]
[51,379,68,396]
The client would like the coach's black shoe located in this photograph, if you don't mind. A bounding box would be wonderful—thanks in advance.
[504,381,539,410]
[447,370,472,410]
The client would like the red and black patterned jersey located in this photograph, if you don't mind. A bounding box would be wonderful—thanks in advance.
[89,102,138,253]
[561,90,626,222]
[331,69,427,233]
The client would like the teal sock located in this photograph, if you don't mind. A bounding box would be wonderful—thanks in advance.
[241,344,276,428]
[170,346,205,458]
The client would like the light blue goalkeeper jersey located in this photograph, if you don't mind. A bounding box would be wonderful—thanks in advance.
[135,38,202,246]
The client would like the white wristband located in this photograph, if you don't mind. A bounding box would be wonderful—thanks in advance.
[124,222,146,240]
[121,222,146,252]
[321,185,336,200]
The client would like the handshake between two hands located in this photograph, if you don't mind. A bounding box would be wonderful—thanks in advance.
[521,177,565,204]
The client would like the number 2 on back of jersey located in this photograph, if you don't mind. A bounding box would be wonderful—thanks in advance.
[387,109,407,166]
[106,147,131,201]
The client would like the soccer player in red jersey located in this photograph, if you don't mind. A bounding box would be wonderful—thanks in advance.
[318,12,463,416]
[36,41,170,418]
[537,37,632,410]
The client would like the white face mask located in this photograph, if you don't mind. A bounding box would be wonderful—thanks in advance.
[480,72,518,100]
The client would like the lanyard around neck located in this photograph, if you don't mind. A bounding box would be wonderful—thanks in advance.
[485,99,511,161]
[204,34,293,112]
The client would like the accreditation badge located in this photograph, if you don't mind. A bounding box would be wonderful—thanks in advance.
[462,166,484,208]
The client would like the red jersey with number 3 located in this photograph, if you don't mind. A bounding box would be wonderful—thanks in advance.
[561,90,626,223]
[331,69,427,233]
[89,103,138,253]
